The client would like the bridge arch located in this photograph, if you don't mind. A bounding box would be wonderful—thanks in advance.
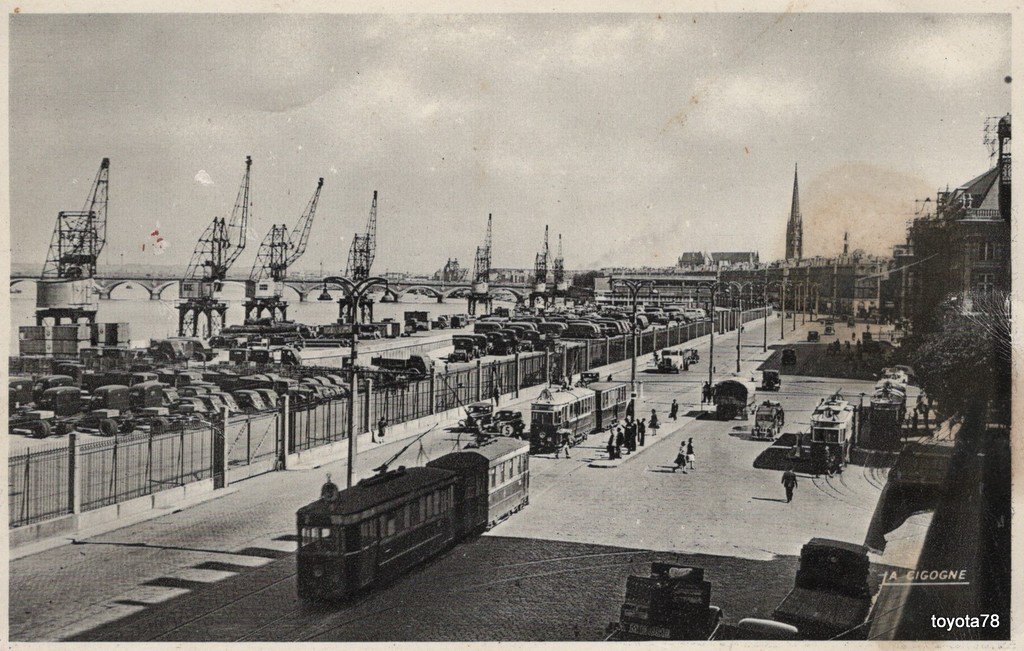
[396,286,445,301]
[491,287,527,303]
[442,286,472,299]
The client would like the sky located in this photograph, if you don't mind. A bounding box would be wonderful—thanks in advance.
[8,12,1012,274]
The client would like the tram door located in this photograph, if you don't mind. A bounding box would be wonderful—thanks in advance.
[358,518,380,588]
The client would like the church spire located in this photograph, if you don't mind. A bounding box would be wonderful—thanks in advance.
[786,163,803,261]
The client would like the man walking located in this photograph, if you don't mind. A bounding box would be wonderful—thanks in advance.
[638,418,646,446]
[782,468,798,503]
[558,434,571,459]
[670,399,679,420]
[686,438,695,470]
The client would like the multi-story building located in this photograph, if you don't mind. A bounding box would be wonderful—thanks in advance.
[900,114,1011,332]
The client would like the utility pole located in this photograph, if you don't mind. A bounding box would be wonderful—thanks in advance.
[324,275,389,488]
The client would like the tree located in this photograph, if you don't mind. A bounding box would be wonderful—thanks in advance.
[909,293,1010,421]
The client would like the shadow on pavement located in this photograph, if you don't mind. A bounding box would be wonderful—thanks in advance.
[64,533,903,643]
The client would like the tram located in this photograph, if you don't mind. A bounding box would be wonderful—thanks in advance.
[809,392,856,473]
[427,437,530,535]
[528,386,597,453]
[589,381,630,431]
[296,438,530,601]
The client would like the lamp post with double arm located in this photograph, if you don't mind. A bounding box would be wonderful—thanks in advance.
[612,278,652,396]
[697,281,729,387]
[325,275,389,488]
[726,281,752,373]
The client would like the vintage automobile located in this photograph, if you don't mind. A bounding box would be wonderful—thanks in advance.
[459,401,494,432]
[781,349,797,366]
[824,325,835,336]
[712,379,757,420]
[752,401,785,440]
[606,563,723,641]
[807,331,820,342]
[487,409,526,438]
[761,369,781,391]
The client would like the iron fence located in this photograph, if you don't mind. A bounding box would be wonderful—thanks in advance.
[78,426,212,512]
[226,412,281,466]
[8,442,70,528]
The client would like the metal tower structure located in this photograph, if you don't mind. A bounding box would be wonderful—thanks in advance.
[468,213,493,315]
[551,233,568,305]
[177,156,252,338]
[340,191,380,324]
[530,225,550,309]
[36,158,110,325]
[245,177,324,323]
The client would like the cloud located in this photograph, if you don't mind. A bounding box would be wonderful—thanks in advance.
[194,170,215,186]
[884,18,1009,87]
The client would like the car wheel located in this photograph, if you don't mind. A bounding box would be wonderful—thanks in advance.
[99,418,119,437]
[31,420,52,439]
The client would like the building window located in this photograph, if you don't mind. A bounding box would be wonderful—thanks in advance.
[977,274,996,294]
[981,242,999,261]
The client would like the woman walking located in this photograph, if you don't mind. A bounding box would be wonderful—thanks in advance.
[649,409,660,436]
[673,441,688,472]
[686,438,696,470]
[670,399,679,420]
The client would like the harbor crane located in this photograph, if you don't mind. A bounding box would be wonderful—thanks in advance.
[36,158,110,325]
[339,191,379,324]
[244,177,324,324]
[530,225,550,309]
[177,155,252,338]
[552,233,568,302]
[468,214,493,315]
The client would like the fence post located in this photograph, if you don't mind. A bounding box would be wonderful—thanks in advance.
[213,407,227,489]
[514,352,521,398]
[280,393,291,470]
[68,432,81,515]
[476,360,483,402]
[363,378,373,434]
[429,373,436,415]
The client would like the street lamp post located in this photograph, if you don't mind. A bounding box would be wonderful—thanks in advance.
[698,282,728,388]
[325,275,389,488]
[612,278,652,395]
[726,281,752,374]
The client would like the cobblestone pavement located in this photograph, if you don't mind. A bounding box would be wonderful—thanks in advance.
[11,314,915,641]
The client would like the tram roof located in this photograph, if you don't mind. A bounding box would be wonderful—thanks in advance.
[532,386,595,406]
[297,467,454,518]
[428,437,530,469]
[587,382,627,392]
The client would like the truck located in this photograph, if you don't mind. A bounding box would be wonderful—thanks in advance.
[771,538,873,639]
[369,352,436,380]
[606,562,723,641]
[404,310,432,332]
[712,379,757,420]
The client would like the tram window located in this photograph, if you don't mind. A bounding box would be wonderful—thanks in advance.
[301,526,334,549]
[360,520,376,546]
[419,496,427,522]
[384,512,398,537]
[499,463,505,484]
[489,467,496,488]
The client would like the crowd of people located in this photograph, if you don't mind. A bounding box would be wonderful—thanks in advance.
[604,408,660,460]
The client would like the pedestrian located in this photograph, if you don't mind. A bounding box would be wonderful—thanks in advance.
[615,427,624,458]
[376,416,387,443]
[782,468,798,503]
[492,385,501,407]
[911,410,919,433]
[653,351,659,366]
[649,409,660,436]
[614,402,620,422]
[625,426,635,454]
[638,418,646,446]
[607,374,614,382]
[673,441,688,472]
[686,438,695,470]
[606,432,617,460]
[670,399,679,420]
[558,434,571,459]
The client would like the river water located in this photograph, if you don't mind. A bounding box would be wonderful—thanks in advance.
[9,283,514,349]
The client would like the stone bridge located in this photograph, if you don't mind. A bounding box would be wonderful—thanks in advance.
[10,273,532,304]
